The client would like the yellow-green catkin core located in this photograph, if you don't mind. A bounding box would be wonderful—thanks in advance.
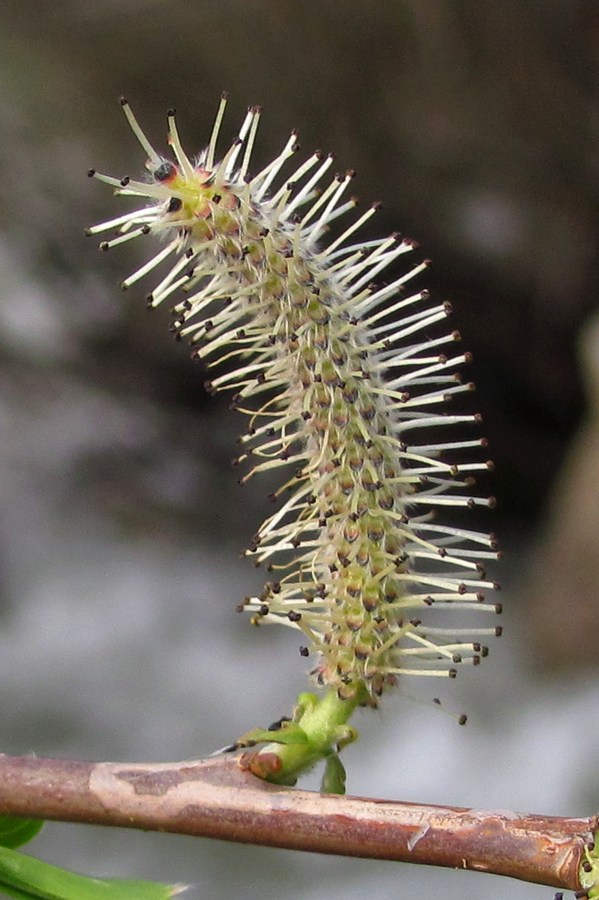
[182,170,408,702]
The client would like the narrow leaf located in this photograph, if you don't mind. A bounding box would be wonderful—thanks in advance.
[0,846,185,900]
[321,754,347,795]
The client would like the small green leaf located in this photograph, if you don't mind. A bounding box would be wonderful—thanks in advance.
[0,817,44,850]
[321,754,347,795]
[0,846,184,900]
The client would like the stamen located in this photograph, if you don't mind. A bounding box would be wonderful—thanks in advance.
[167,109,196,181]
[120,240,180,290]
[239,106,262,181]
[120,97,163,169]
[206,92,228,170]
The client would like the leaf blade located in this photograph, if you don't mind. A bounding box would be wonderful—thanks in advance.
[0,846,185,900]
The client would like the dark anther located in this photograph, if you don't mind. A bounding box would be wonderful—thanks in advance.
[167,197,183,213]
[153,161,177,182]
[268,716,291,731]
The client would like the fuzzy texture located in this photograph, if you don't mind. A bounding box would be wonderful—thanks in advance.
[87,96,500,705]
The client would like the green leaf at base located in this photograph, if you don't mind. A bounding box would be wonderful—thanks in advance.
[0,846,185,900]
[320,754,347,795]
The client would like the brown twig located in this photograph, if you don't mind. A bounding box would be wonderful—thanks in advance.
[0,753,595,892]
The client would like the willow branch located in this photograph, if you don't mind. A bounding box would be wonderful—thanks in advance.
[0,753,596,892]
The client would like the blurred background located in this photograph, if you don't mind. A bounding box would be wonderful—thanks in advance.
[1,1,599,898]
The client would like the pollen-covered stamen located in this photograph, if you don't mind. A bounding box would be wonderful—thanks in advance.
[369,302,449,343]
[345,240,423,294]
[281,153,333,219]
[167,109,196,182]
[249,131,299,200]
[358,290,430,330]
[298,171,351,233]
[317,204,379,260]
[204,93,229,170]
[120,97,163,170]
[220,106,260,180]
[239,106,262,181]
[385,355,469,387]
[148,254,199,306]
[98,226,153,251]
[88,99,500,704]
[375,330,461,365]
[84,209,156,236]
[393,413,481,431]
[119,239,183,291]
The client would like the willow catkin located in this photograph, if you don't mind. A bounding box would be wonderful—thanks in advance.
[87,96,500,707]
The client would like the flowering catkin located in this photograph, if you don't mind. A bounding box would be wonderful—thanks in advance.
[87,95,500,706]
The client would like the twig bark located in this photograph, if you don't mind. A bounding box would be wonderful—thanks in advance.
[0,753,595,892]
